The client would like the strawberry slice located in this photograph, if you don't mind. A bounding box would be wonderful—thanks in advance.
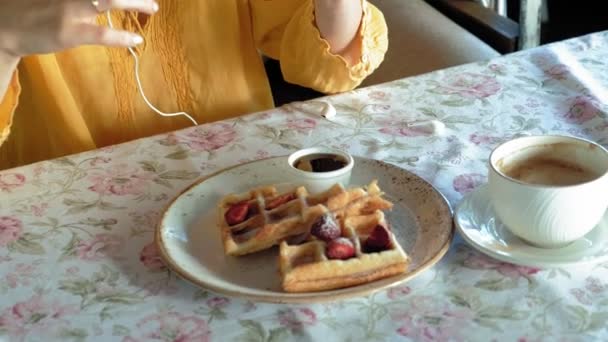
[310,214,340,241]
[265,193,296,210]
[225,202,250,226]
[364,224,391,253]
[326,237,356,260]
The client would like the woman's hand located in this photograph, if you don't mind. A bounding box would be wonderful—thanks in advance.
[0,0,158,59]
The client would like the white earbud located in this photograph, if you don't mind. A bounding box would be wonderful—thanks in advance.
[406,120,446,135]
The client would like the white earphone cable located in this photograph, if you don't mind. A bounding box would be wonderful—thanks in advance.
[105,11,198,126]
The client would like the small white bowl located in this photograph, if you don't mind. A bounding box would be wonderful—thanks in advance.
[286,147,354,193]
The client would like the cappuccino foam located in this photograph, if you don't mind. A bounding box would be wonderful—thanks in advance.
[501,157,598,186]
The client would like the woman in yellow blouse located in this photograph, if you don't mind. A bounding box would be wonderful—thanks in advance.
[0,0,387,170]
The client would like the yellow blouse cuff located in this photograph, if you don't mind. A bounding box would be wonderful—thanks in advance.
[0,69,20,146]
[280,0,388,94]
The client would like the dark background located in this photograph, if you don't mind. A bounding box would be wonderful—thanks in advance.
[507,0,608,44]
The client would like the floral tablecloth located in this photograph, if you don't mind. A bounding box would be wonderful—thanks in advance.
[2,32,608,342]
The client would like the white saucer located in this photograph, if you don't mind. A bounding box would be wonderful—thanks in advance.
[455,185,608,268]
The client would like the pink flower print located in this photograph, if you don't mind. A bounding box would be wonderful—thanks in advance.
[139,242,166,271]
[570,277,608,305]
[123,312,210,342]
[0,216,22,246]
[463,253,541,280]
[286,118,317,132]
[88,164,155,196]
[544,64,570,80]
[30,203,49,217]
[175,123,237,152]
[488,63,506,74]
[494,263,540,279]
[387,285,411,300]
[379,126,432,137]
[0,173,26,192]
[368,90,391,101]
[5,263,38,288]
[206,297,230,309]
[0,294,78,341]
[584,276,606,294]
[392,307,473,342]
[469,133,502,146]
[570,288,592,306]
[278,308,317,331]
[562,96,601,124]
[438,73,502,99]
[452,173,486,195]
[75,234,123,261]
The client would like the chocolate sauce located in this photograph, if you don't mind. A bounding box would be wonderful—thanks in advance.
[294,154,347,172]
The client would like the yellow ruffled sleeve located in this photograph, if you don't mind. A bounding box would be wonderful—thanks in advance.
[251,0,388,94]
[0,69,20,146]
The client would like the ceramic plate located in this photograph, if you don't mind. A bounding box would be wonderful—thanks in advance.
[156,156,453,303]
[455,185,608,268]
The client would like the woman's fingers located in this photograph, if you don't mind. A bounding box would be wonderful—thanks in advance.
[69,0,156,48]
[94,0,159,14]
[73,23,143,48]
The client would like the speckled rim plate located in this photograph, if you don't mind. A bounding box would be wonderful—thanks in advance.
[156,156,453,303]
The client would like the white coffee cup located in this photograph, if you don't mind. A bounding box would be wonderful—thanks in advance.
[488,135,608,248]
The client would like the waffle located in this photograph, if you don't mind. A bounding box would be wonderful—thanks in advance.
[218,181,393,256]
[279,210,409,293]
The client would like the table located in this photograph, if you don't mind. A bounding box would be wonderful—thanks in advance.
[2,31,608,341]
